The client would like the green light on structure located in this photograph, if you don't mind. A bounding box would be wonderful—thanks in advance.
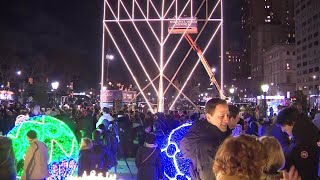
[7,115,79,179]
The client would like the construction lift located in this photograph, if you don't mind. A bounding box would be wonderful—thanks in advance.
[168,17,225,98]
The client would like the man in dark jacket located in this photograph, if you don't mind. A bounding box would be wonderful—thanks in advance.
[0,136,16,180]
[180,98,231,180]
[277,107,320,180]
[135,133,163,180]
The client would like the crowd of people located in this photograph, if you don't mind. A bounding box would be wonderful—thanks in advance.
[0,97,319,180]
[181,98,319,180]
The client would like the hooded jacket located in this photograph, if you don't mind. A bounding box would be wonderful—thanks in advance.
[0,136,16,180]
[96,113,114,129]
[180,120,231,180]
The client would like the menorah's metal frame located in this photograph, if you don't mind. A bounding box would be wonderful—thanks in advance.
[101,0,224,113]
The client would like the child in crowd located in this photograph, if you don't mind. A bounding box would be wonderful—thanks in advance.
[259,136,285,180]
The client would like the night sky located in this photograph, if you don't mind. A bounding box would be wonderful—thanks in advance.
[0,0,241,92]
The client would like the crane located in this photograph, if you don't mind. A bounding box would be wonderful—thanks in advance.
[184,34,224,98]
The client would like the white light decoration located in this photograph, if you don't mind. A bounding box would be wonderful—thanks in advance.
[106,54,114,60]
[102,0,224,112]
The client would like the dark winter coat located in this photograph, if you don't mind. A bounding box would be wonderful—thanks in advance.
[180,120,231,180]
[135,146,163,180]
[101,130,118,169]
[245,117,258,136]
[284,116,320,180]
[78,149,96,176]
[0,136,16,180]
[92,140,108,173]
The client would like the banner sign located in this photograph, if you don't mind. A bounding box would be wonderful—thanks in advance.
[122,91,136,102]
[168,17,198,34]
[100,90,136,103]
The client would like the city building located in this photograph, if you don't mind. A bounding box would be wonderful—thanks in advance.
[241,0,295,94]
[294,0,320,101]
[224,50,245,82]
[263,43,296,96]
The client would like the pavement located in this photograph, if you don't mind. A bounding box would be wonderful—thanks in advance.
[109,158,137,180]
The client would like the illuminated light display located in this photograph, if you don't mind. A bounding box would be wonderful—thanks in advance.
[160,123,193,180]
[7,115,79,179]
[0,90,14,100]
[68,171,116,180]
[103,0,224,112]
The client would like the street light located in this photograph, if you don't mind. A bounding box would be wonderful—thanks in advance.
[229,88,235,94]
[211,67,216,74]
[229,88,235,103]
[261,84,269,119]
[51,82,59,90]
[16,70,21,76]
[106,54,114,60]
[106,54,114,83]
[51,81,59,107]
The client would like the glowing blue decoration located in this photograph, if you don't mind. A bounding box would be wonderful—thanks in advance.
[160,122,193,180]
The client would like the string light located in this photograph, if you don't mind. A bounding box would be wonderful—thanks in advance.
[7,115,79,179]
[160,123,193,180]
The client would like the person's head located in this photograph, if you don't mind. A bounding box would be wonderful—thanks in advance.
[213,134,267,180]
[80,138,93,150]
[290,102,302,112]
[33,105,41,115]
[92,129,102,141]
[102,107,110,114]
[145,133,156,145]
[228,105,240,129]
[276,107,299,136]
[259,136,285,174]
[26,130,37,142]
[205,98,229,132]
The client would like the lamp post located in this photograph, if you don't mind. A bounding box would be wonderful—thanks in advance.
[106,54,114,83]
[51,81,59,107]
[261,84,269,119]
[314,75,319,109]
[229,87,235,103]
[16,70,26,104]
